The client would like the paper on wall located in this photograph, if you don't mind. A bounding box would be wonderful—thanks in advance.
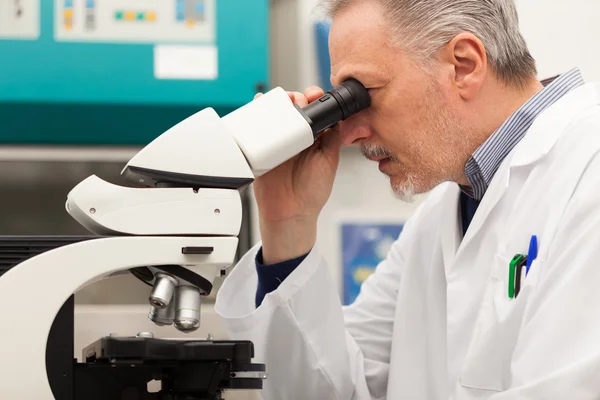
[154,44,218,80]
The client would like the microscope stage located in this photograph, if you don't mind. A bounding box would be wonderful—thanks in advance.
[84,336,260,365]
[77,336,267,399]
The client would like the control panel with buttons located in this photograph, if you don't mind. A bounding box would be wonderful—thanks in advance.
[54,0,214,44]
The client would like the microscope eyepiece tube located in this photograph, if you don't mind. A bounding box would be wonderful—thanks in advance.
[298,78,371,136]
[223,78,371,177]
[174,285,201,333]
[149,273,178,309]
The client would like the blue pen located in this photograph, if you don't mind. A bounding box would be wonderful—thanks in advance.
[525,235,538,275]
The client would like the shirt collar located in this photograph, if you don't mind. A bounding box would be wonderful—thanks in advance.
[461,68,585,200]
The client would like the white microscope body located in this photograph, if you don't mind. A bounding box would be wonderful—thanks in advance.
[0,79,369,399]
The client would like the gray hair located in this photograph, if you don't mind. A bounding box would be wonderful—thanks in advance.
[319,0,537,88]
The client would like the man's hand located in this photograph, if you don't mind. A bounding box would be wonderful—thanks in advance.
[253,87,343,264]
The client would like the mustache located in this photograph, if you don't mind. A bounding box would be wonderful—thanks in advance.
[360,143,399,162]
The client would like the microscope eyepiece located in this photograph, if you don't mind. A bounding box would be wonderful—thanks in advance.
[297,78,371,136]
[336,78,372,117]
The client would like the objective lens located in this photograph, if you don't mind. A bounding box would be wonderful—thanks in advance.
[149,273,178,309]
[148,298,175,326]
[174,286,201,333]
[297,78,371,136]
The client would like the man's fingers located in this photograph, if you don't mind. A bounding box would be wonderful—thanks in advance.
[305,86,325,103]
[291,91,309,107]
[319,126,343,157]
[263,86,324,104]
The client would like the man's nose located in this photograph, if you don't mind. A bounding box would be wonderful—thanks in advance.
[338,120,371,146]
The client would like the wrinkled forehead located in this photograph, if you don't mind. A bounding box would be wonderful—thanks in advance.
[328,1,395,85]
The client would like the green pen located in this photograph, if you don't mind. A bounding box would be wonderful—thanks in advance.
[509,254,525,299]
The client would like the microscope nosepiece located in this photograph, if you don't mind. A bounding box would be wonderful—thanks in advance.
[174,285,201,333]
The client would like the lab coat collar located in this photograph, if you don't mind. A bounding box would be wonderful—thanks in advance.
[511,82,600,167]
[453,82,600,262]
[440,185,462,275]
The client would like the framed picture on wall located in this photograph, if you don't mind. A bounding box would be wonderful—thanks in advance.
[334,214,406,306]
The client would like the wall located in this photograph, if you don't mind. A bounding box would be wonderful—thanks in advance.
[269,0,322,92]
[515,0,600,82]
[269,0,302,90]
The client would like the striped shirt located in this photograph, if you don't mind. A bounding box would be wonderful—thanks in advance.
[462,68,585,200]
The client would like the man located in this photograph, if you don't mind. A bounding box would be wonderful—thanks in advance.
[215,0,600,398]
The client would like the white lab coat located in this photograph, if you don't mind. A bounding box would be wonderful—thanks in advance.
[215,82,600,399]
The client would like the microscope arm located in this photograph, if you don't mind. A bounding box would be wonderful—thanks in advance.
[0,236,238,399]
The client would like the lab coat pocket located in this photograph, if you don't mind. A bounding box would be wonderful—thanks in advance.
[460,254,541,392]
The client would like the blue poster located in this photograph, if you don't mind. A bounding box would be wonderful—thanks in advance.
[341,223,404,305]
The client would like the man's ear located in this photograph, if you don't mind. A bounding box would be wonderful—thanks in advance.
[440,32,487,100]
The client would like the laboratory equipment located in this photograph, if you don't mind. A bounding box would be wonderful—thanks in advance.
[0,79,370,399]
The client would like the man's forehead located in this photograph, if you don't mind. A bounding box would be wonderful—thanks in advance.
[328,2,391,77]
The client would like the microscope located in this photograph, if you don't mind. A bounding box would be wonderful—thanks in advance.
[0,79,370,399]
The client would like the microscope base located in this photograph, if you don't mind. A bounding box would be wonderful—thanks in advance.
[75,338,265,400]
[47,296,265,400]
